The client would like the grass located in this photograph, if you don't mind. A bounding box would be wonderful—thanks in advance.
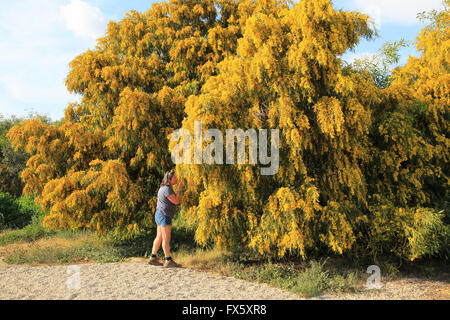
[0,230,124,265]
[226,258,361,297]
[172,248,362,297]
[0,216,56,246]
[173,247,238,276]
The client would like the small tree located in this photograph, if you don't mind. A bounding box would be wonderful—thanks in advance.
[351,39,410,89]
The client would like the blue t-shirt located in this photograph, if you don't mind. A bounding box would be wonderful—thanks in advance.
[156,185,177,218]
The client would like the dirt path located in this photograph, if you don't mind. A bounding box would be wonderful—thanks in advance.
[0,261,301,300]
[323,278,450,300]
[0,259,448,300]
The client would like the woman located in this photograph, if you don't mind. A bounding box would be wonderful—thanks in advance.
[148,170,184,268]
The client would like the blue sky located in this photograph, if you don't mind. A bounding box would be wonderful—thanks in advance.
[0,0,445,121]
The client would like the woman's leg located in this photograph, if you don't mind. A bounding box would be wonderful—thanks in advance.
[151,226,162,255]
[161,225,172,258]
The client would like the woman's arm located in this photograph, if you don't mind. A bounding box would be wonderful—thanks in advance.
[167,179,183,205]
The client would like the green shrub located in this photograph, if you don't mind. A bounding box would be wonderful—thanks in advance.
[327,272,359,293]
[0,215,56,245]
[0,192,46,231]
[362,203,449,263]
[16,194,45,219]
[0,194,53,245]
[292,260,329,297]
[405,208,449,261]
[0,192,27,230]
[230,258,359,297]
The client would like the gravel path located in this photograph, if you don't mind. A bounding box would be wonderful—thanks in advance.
[1,258,448,300]
[323,278,450,300]
[0,261,301,300]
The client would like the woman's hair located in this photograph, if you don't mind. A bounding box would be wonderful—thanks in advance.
[160,170,176,187]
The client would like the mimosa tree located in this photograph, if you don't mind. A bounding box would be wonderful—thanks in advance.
[174,0,449,262]
[175,0,378,257]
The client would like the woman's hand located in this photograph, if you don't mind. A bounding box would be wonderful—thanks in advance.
[168,178,184,205]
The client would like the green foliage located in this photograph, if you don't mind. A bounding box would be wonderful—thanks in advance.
[351,39,410,89]
[293,260,330,297]
[232,259,359,297]
[359,204,449,263]
[0,192,45,231]
[0,215,55,246]
[16,193,46,219]
[0,192,24,230]
[405,208,449,260]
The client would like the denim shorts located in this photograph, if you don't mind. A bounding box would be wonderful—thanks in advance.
[155,209,172,226]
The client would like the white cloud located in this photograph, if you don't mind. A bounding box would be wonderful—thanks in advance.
[0,0,102,121]
[60,0,108,40]
[353,0,443,26]
[0,75,69,103]
[0,0,60,37]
